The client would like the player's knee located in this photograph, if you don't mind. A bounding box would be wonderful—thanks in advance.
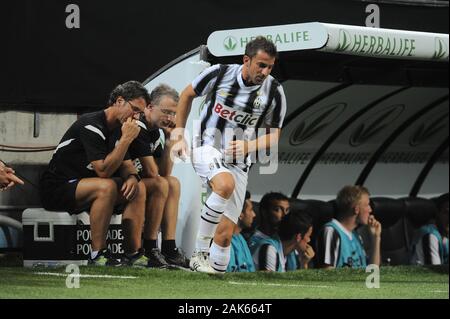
[96,179,118,199]
[212,175,235,198]
[220,185,235,198]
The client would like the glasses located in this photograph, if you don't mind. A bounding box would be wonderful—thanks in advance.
[127,101,145,117]
[153,105,177,117]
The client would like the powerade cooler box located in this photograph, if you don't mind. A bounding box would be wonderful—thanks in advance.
[22,208,123,267]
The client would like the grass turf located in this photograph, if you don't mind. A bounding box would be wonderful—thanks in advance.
[0,257,447,299]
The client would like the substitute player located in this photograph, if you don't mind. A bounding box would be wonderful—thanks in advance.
[172,36,287,273]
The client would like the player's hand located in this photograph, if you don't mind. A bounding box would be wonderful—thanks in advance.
[171,138,188,161]
[225,140,249,159]
[368,215,382,238]
[170,129,189,161]
[121,118,141,143]
[121,175,139,201]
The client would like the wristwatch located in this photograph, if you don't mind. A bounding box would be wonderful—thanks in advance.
[127,173,141,182]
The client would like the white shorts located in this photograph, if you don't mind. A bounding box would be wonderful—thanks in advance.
[192,145,248,224]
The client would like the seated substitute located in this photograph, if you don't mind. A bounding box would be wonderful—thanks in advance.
[316,185,382,269]
[40,81,148,266]
[248,192,303,270]
[251,210,313,272]
[249,192,290,246]
[411,193,449,265]
[287,231,316,270]
[227,191,256,272]
[114,84,188,269]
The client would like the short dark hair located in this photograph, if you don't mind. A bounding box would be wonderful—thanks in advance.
[335,185,370,220]
[259,192,289,215]
[278,210,313,241]
[108,81,150,106]
[245,36,278,59]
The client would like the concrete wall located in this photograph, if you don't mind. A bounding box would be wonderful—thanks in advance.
[0,109,77,165]
[0,109,77,209]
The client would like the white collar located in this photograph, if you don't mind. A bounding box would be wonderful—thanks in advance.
[237,65,261,90]
[332,218,353,240]
[254,229,270,240]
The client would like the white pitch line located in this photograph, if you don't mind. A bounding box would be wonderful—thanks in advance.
[228,281,332,289]
[34,272,137,279]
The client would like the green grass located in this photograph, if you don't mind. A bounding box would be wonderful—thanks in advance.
[0,260,448,299]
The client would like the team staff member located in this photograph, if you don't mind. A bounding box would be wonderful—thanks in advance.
[116,84,188,269]
[40,81,148,265]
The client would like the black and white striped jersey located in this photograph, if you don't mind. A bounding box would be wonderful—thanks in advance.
[192,64,287,154]
[316,219,359,268]
[250,230,286,272]
[411,233,444,265]
[316,223,344,268]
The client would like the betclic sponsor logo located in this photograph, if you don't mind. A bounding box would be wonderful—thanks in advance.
[214,103,260,127]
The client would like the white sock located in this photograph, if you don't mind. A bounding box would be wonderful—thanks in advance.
[196,192,228,252]
[209,242,231,273]
[91,250,99,259]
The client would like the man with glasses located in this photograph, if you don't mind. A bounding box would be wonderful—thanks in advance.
[40,81,149,266]
[114,84,188,269]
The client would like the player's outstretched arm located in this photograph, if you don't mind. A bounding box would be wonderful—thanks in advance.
[171,84,197,160]
[175,84,197,129]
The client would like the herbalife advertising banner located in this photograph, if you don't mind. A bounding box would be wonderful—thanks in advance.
[321,23,449,61]
[207,22,329,57]
[208,22,449,61]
